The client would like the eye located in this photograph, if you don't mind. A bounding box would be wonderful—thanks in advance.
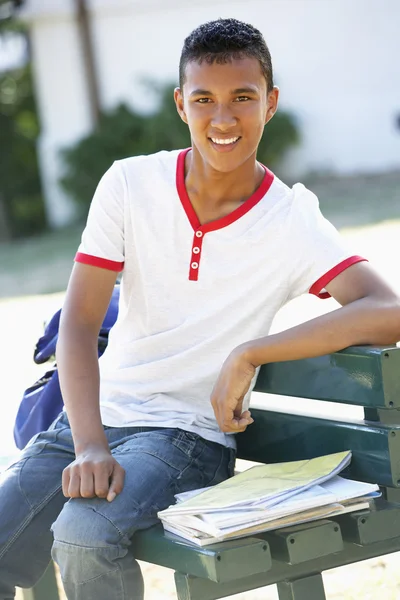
[196,98,212,104]
[234,96,250,102]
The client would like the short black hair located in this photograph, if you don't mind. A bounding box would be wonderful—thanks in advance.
[179,18,274,93]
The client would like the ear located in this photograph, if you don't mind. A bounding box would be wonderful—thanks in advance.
[174,87,188,124]
[265,86,279,125]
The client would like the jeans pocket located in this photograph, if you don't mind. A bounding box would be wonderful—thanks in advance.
[193,443,233,489]
[112,431,187,474]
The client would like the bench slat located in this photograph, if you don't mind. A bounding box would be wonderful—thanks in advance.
[236,409,400,487]
[254,346,400,408]
[173,523,400,600]
[133,525,271,583]
[263,519,343,565]
[331,499,400,545]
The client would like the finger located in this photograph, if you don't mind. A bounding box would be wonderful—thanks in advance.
[94,467,111,499]
[79,469,95,498]
[240,410,252,420]
[67,470,82,498]
[107,464,125,502]
[223,398,250,431]
[221,413,253,433]
[222,408,235,430]
[222,398,239,427]
[220,419,244,433]
[234,423,249,433]
[235,415,254,428]
[222,422,248,433]
[233,398,245,418]
[62,467,71,497]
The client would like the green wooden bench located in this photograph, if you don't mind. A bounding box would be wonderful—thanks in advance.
[23,344,400,600]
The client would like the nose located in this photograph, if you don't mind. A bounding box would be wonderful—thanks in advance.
[210,103,237,131]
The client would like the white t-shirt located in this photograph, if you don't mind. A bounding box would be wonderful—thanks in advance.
[75,148,365,448]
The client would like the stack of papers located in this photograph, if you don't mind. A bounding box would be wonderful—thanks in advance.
[158,451,379,546]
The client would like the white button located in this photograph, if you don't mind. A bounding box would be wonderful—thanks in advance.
[191,262,199,269]
[195,231,203,238]
[193,247,200,254]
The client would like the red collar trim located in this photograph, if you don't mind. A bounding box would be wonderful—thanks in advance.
[176,148,274,233]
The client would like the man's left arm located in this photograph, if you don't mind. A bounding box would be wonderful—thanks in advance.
[211,261,400,433]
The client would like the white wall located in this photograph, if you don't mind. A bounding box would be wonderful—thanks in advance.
[29,12,94,226]
[91,0,400,175]
[21,0,400,225]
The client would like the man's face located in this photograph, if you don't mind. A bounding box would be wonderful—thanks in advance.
[175,56,278,173]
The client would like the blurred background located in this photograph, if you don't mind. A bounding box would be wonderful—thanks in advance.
[0,0,399,276]
[0,1,399,598]
[0,0,399,290]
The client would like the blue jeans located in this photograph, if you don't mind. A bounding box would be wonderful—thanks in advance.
[0,412,235,600]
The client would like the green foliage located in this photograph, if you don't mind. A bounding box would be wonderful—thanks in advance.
[258,110,300,169]
[0,62,45,238]
[60,85,190,215]
[61,83,299,212]
[0,10,25,35]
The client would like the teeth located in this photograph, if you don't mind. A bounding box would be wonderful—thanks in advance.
[211,137,239,145]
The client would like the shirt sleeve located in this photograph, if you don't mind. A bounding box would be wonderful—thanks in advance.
[286,184,367,301]
[75,161,125,272]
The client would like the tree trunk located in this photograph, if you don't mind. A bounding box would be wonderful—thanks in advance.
[75,0,101,126]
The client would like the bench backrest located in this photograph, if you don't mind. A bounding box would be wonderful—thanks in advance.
[236,345,400,501]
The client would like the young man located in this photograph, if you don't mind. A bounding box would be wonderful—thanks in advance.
[1,17,399,600]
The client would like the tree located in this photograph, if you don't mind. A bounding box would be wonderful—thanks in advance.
[0,11,45,239]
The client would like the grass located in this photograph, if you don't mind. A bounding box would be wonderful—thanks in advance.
[0,224,82,298]
[305,170,400,229]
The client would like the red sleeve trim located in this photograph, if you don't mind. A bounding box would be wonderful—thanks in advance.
[75,252,124,272]
[309,255,368,299]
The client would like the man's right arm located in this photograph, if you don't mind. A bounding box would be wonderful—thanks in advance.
[56,261,124,502]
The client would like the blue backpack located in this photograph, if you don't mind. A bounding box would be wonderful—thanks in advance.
[14,285,120,449]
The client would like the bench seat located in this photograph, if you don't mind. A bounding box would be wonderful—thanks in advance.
[134,498,400,600]
[24,345,400,600]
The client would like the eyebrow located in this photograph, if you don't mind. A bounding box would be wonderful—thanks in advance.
[189,87,259,97]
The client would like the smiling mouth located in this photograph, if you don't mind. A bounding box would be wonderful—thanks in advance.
[210,136,240,145]
[208,136,241,152]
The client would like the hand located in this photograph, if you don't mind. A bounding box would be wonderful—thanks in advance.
[62,445,125,502]
[211,348,256,433]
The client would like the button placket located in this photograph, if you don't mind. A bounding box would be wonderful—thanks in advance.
[189,229,205,281]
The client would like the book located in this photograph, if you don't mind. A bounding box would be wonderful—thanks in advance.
[158,451,380,547]
[198,476,380,530]
[162,497,373,547]
[160,451,352,516]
